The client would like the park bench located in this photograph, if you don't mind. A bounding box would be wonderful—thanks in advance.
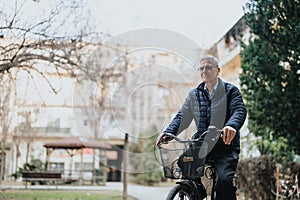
[22,172,62,189]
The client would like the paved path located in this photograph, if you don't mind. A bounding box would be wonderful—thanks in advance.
[1,182,172,200]
[1,182,246,199]
[126,183,171,200]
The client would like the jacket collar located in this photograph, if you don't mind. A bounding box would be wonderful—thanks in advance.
[197,78,224,91]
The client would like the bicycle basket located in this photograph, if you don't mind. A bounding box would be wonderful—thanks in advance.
[158,142,186,179]
[158,141,208,179]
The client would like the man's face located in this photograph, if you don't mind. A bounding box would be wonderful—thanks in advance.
[199,60,220,83]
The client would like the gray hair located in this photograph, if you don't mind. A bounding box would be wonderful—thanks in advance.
[199,55,220,68]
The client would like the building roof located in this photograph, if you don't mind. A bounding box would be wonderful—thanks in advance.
[43,136,112,150]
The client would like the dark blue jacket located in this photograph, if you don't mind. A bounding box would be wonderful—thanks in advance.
[164,79,247,153]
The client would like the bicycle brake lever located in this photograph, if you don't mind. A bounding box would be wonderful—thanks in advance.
[211,133,222,142]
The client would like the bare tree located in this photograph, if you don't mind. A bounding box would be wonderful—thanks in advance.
[0,0,132,140]
[75,47,129,139]
[15,109,39,164]
[0,0,104,91]
[0,0,122,181]
[0,74,15,183]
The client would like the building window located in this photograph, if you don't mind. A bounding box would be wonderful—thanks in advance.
[75,162,93,172]
[47,118,60,128]
[50,162,64,172]
[84,119,88,126]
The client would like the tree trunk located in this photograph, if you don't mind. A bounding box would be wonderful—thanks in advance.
[25,142,31,164]
[0,147,5,183]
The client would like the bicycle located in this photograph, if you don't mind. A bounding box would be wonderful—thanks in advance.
[155,126,223,200]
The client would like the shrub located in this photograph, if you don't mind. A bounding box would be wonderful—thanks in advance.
[237,156,276,200]
[11,158,45,180]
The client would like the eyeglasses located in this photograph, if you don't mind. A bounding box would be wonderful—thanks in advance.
[197,65,215,71]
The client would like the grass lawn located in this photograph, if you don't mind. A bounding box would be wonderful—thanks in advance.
[2,190,137,200]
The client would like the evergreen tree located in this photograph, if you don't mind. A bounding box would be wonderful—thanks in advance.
[129,125,162,185]
[240,0,300,158]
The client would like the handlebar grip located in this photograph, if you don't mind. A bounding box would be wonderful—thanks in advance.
[161,135,172,144]
[156,133,173,145]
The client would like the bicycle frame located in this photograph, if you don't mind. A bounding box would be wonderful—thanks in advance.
[171,159,218,200]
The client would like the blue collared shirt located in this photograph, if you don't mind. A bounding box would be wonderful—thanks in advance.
[204,79,219,99]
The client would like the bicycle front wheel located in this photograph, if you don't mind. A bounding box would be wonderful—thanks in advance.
[166,184,194,200]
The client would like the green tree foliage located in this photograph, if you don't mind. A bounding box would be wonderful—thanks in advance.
[240,0,300,157]
[11,158,45,180]
[129,125,162,185]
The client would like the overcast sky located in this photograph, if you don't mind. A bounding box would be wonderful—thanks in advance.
[87,0,248,48]
[2,0,248,48]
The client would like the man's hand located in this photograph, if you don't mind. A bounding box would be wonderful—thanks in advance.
[221,126,236,145]
[156,133,173,146]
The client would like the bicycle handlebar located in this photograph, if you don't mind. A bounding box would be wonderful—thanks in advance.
[158,126,223,146]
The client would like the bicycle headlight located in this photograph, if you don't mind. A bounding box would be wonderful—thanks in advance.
[173,168,182,178]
